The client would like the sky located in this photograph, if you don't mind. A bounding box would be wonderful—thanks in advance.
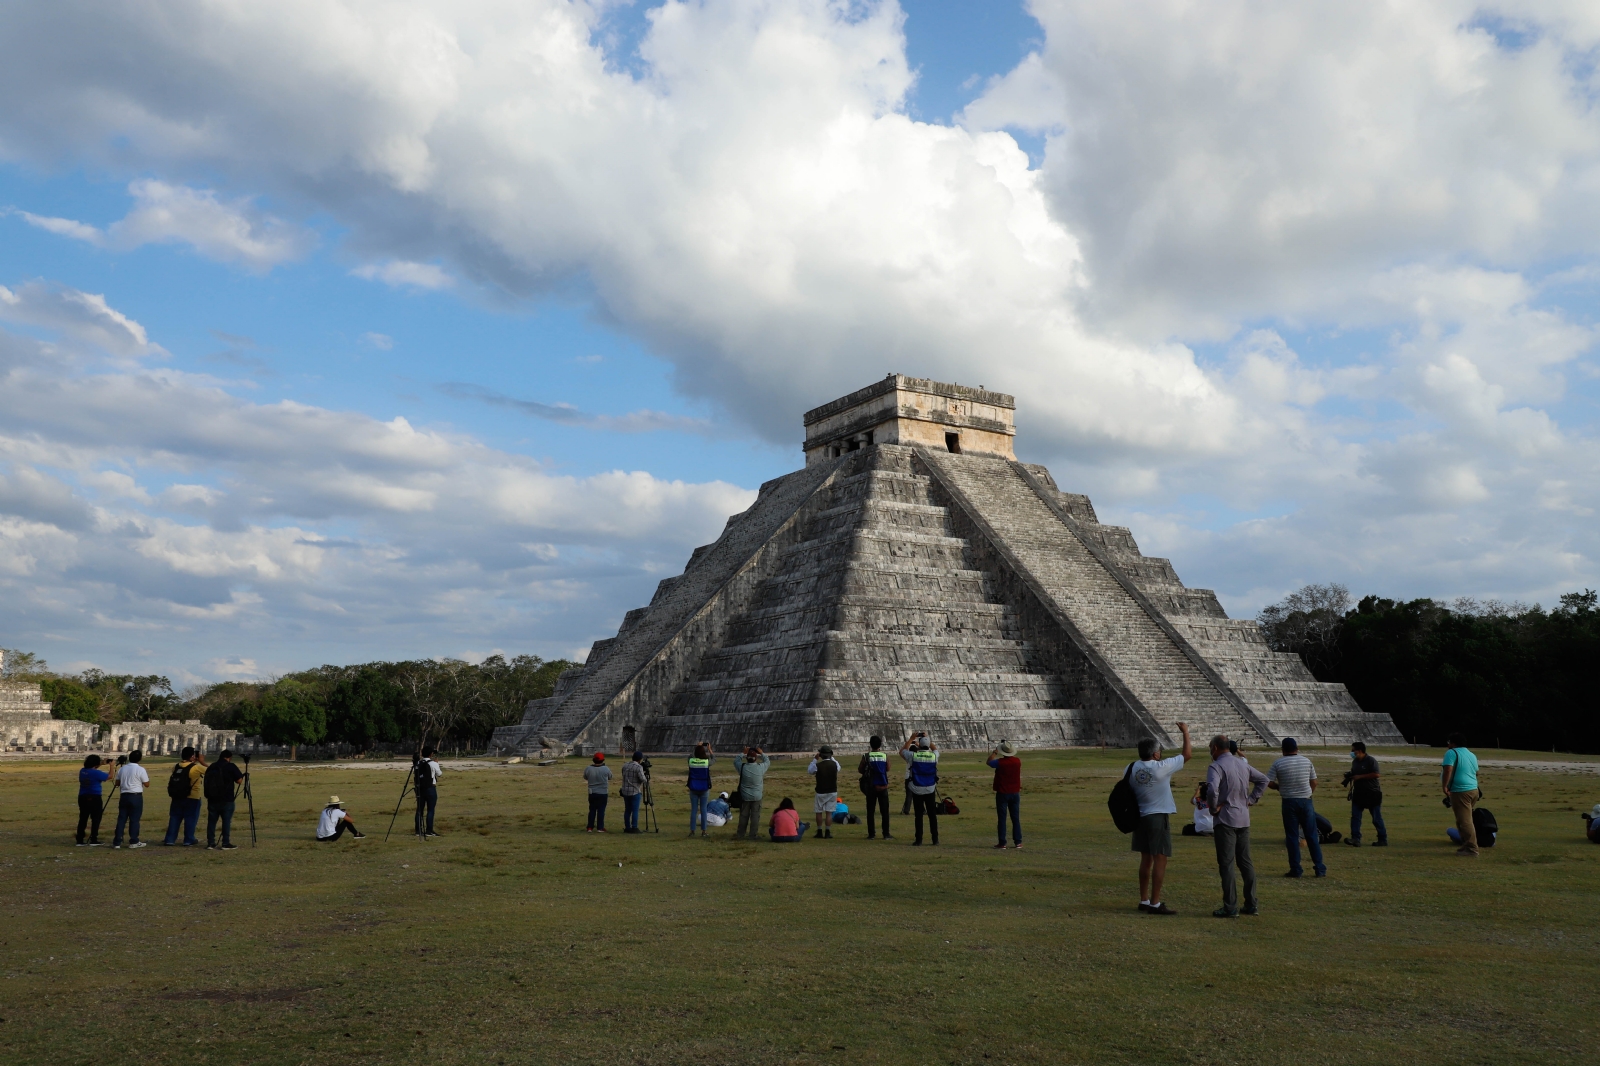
[3,0,1600,686]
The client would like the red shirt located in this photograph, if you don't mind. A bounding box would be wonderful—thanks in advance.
[770,808,800,837]
[989,756,1021,793]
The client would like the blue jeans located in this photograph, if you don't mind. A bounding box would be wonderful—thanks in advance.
[587,793,608,830]
[995,792,1022,845]
[1351,797,1386,843]
[164,797,201,845]
[114,793,143,845]
[623,793,641,830]
[414,784,438,835]
[1282,797,1326,875]
[689,790,708,832]
[207,801,235,846]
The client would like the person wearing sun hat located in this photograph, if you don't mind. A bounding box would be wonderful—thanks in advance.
[987,740,1024,850]
[583,751,613,832]
[807,745,841,839]
[317,796,364,841]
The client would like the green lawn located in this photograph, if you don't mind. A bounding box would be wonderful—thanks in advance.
[2,748,1597,1065]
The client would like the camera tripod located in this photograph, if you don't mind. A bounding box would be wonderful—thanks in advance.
[639,774,659,833]
[242,754,257,846]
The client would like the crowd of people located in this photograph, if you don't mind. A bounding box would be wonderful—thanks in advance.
[70,727,1533,907]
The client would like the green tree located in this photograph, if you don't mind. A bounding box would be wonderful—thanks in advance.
[39,678,99,723]
[259,679,327,759]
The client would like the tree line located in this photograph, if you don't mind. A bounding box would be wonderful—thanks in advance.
[2,651,571,755]
[1258,584,1600,753]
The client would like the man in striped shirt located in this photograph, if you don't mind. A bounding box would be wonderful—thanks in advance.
[1268,738,1326,878]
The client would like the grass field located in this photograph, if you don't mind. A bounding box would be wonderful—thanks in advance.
[2,747,1597,1066]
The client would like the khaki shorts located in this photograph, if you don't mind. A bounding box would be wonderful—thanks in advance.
[1132,813,1172,856]
[814,792,838,814]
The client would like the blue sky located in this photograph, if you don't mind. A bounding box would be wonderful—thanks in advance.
[3,0,1599,684]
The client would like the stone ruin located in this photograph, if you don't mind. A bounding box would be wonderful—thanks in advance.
[0,650,243,755]
[494,375,1403,755]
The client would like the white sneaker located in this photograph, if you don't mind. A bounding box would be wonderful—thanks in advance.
[129,841,147,849]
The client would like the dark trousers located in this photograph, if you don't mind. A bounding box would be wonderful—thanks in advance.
[864,789,890,837]
[1214,824,1257,913]
[164,798,201,845]
[415,784,438,835]
[114,793,143,845]
[1282,797,1326,875]
[207,801,235,846]
[76,794,104,844]
[902,781,914,815]
[737,800,763,839]
[996,792,1022,844]
[587,793,608,830]
[318,820,352,841]
[1351,796,1386,843]
[912,791,940,844]
[623,793,641,830]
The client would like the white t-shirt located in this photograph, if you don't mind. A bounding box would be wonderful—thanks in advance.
[1131,754,1185,815]
[116,763,150,793]
[1191,795,1214,833]
[318,807,348,837]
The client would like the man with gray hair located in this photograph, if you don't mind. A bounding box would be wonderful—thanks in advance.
[1130,723,1190,914]
[1206,735,1268,917]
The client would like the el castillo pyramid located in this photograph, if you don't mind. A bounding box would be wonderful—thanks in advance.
[495,376,1402,754]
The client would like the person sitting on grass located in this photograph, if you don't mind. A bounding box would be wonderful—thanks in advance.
[317,797,364,841]
[705,791,732,828]
[1182,781,1214,836]
[1584,804,1600,844]
[769,797,805,842]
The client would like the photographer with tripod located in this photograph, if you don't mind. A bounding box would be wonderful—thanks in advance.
[112,751,149,849]
[621,750,649,833]
[203,750,244,851]
[415,747,443,838]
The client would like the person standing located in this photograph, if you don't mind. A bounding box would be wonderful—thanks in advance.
[112,751,150,849]
[732,746,771,840]
[621,750,648,834]
[987,741,1023,849]
[1206,735,1268,917]
[1130,723,1191,914]
[1343,742,1387,847]
[76,755,111,846]
[1442,733,1482,857]
[584,752,612,832]
[686,742,714,837]
[808,745,841,839]
[900,732,940,846]
[1267,738,1326,878]
[414,747,443,838]
[858,736,892,839]
[162,747,207,847]
[203,750,244,851]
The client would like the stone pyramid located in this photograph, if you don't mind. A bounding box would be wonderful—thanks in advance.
[495,376,1401,754]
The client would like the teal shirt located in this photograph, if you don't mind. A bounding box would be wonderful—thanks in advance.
[1443,747,1479,792]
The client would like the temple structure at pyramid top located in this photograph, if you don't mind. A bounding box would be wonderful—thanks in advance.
[494,376,1402,754]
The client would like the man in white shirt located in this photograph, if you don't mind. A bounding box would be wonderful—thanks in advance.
[1130,722,1190,915]
[112,751,150,849]
[1268,738,1326,877]
[414,747,443,838]
[318,796,364,841]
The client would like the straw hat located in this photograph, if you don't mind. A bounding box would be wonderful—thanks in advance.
[328,795,344,807]
[997,741,1018,757]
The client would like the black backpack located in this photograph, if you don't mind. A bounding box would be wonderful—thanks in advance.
[166,761,192,799]
[1474,806,1498,847]
[1108,762,1140,833]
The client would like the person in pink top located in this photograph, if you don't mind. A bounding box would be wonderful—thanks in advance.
[769,797,803,841]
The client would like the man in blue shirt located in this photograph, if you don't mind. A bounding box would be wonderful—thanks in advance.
[1442,733,1482,857]
[76,754,111,846]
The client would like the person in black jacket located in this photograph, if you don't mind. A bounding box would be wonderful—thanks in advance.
[203,750,245,851]
[1342,742,1387,847]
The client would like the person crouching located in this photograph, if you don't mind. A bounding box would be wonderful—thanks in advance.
[317,796,364,841]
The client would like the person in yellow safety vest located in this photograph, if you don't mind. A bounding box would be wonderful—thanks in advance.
[857,737,893,840]
[687,742,714,837]
[900,731,941,846]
